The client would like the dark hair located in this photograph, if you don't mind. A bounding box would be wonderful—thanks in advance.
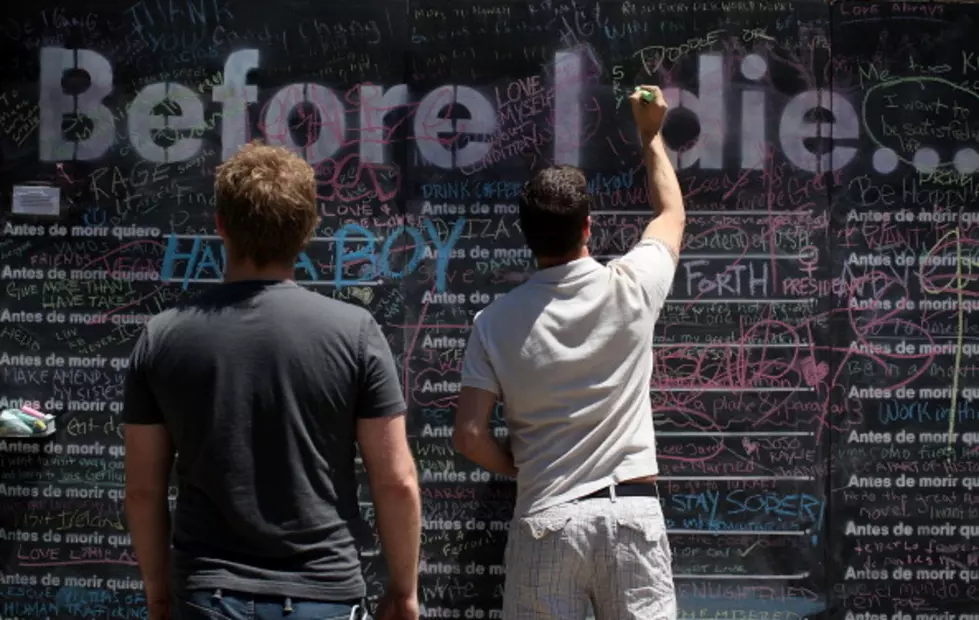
[215,141,319,266]
[518,165,591,258]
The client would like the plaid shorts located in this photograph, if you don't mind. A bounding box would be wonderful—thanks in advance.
[503,493,676,619]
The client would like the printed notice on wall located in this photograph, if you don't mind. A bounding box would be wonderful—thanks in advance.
[11,185,60,217]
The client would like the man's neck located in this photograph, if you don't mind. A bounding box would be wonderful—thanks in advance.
[537,246,590,269]
[224,260,295,283]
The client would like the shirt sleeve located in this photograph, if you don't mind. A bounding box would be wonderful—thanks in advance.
[610,238,678,314]
[357,314,407,419]
[460,322,500,396]
[122,327,164,425]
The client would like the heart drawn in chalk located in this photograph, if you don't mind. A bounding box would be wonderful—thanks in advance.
[799,357,829,387]
[742,438,759,456]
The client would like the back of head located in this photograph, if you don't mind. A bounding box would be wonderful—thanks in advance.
[214,142,319,266]
[518,165,591,259]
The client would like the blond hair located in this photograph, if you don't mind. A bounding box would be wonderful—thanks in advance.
[214,142,319,266]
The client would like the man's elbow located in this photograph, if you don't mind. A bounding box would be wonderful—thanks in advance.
[370,459,420,497]
[657,209,685,226]
[452,425,481,458]
[372,473,420,508]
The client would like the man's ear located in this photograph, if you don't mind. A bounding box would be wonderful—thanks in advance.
[214,213,225,237]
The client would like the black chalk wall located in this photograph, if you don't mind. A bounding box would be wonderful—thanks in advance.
[2,1,979,618]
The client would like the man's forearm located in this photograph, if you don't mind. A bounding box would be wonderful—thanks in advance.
[642,132,684,220]
[125,493,172,603]
[457,432,517,478]
[374,481,421,596]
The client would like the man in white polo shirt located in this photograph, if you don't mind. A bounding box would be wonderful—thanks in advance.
[452,86,684,619]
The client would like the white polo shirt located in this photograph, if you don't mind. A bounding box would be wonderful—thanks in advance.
[461,238,678,517]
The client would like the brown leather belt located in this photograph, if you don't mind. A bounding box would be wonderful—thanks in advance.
[581,482,659,500]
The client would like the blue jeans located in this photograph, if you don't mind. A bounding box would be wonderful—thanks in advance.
[176,589,362,620]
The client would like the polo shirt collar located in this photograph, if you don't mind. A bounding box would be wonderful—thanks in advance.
[530,257,603,284]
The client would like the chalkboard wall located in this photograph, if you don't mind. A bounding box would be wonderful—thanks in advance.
[2,1,979,618]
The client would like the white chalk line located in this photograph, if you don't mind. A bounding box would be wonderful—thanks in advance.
[652,343,809,349]
[664,298,816,305]
[166,233,375,242]
[654,387,815,393]
[673,572,810,580]
[657,476,814,482]
[668,528,811,536]
[593,210,813,217]
[658,431,814,438]
[595,253,810,261]
[162,278,383,286]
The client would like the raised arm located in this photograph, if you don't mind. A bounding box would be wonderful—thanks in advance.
[611,86,685,312]
[632,85,685,262]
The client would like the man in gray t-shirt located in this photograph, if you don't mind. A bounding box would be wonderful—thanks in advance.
[122,143,420,620]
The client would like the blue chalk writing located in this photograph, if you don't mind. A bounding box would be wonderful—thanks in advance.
[334,219,465,290]
[380,226,426,278]
[160,220,465,291]
[82,207,106,227]
[0,586,147,619]
[587,170,635,195]
[419,181,523,200]
[421,181,472,200]
[877,398,979,425]
[670,490,824,532]
[477,181,523,199]
[159,236,317,289]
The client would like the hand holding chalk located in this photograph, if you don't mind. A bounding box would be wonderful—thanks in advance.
[629,85,668,135]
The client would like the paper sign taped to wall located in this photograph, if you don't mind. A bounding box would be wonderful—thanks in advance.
[12,185,61,217]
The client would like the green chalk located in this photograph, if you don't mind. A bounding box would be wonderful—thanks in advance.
[634,87,654,103]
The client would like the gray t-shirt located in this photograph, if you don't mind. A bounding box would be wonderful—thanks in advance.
[122,280,405,601]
